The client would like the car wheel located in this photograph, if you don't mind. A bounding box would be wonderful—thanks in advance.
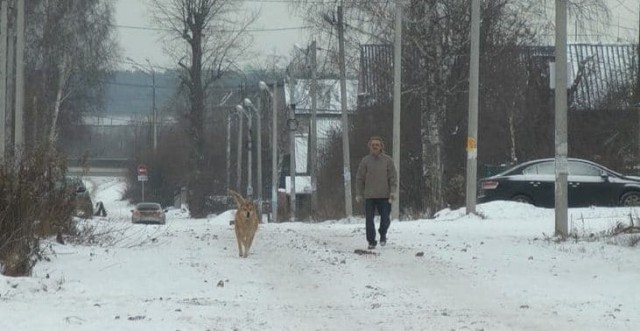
[620,191,640,206]
[511,194,533,205]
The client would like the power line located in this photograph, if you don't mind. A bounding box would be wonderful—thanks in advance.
[103,80,174,89]
[245,0,391,2]
[114,24,312,33]
[612,0,638,15]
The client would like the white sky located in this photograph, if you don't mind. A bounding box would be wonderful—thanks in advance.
[1,176,639,330]
[604,0,638,41]
[114,0,308,69]
[114,0,640,71]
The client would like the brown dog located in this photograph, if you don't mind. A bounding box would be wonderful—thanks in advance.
[229,190,259,258]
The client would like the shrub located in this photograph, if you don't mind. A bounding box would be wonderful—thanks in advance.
[0,145,75,276]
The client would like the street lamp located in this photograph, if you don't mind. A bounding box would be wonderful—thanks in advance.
[147,59,157,154]
[244,97,262,221]
[234,105,246,191]
[227,106,243,193]
[126,57,157,154]
[236,104,253,198]
[260,81,278,223]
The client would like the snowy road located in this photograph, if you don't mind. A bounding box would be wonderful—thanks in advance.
[1,177,639,330]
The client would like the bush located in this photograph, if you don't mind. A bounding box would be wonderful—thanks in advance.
[0,145,75,276]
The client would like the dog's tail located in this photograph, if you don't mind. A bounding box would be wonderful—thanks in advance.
[228,189,245,207]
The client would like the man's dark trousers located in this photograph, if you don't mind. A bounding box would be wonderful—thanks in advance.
[365,198,391,244]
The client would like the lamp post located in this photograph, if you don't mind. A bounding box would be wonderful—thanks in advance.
[226,109,231,193]
[227,107,242,193]
[146,59,157,154]
[126,57,157,154]
[244,97,262,221]
[236,104,253,198]
[260,81,278,223]
[234,105,244,191]
[286,73,297,222]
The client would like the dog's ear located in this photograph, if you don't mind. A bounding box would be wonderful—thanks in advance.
[228,189,245,207]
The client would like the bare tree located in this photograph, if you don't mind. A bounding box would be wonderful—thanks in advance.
[517,0,609,43]
[149,0,257,217]
[25,0,118,147]
[291,0,611,217]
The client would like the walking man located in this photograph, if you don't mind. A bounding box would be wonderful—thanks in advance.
[355,136,398,249]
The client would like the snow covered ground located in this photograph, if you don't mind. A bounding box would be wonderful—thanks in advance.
[1,176,639,331]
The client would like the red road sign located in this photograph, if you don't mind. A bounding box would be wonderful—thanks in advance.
[137,164,147,176]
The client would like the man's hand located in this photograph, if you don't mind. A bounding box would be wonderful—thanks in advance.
[355,195,362,203]
[389,193,395,203]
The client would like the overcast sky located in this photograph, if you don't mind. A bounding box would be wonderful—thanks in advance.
[114,0,639,71]
[114,0,308,70]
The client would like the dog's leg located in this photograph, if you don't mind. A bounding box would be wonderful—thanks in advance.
[242,240,248,258]
[235,227,244,257]
[245,229,256,257]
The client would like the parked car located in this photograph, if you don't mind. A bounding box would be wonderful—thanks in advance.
[478,158,640,208]
[131,202,166,224]
[56,176,93,218]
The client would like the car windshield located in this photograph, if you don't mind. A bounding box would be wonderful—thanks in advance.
[136,203,161,211]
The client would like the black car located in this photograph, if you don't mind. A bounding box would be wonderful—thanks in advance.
[478,158,640,208]
[54,176,94,218]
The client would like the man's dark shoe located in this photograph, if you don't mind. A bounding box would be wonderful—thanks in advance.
[380,239,386,247]
[368,241,377,249]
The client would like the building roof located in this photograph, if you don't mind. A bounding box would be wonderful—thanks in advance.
[284,79,359,114]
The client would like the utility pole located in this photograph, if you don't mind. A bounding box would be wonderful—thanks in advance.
[244,97,262,220]
[287,71,297,222]
[310,40,318,217]
[392,1,402,221]
[256,97,262,221]
[14,0,24,151]
[245,107,253,198]
[637,1,640,171]
[554,0,569,236]
[226,108,232,193]
[338,5,353,218]
[0,0,8,161]
[236,108,243,191]
[268,81,278,223]
[466,0,480,215]
[5,0,15,157]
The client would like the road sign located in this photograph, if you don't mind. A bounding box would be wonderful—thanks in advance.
[137,164,147,176]
[138,175,148,182]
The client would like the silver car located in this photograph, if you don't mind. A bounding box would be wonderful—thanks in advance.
[131,202,166,224]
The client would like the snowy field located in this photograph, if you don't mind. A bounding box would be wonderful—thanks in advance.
[1,176,639,331]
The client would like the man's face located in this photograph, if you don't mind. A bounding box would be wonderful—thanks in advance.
[369,139,382,155]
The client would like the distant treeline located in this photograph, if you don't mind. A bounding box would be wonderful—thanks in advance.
[104,70,180,114]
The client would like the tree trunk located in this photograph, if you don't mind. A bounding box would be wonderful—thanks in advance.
[49,55,69,144]
[509,101,517,163]
[422,90,445,217]
[186,19,208,218]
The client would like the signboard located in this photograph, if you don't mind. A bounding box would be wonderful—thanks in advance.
[137,164,148,182]
[137,164,147,176]
[466,137,477,160]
